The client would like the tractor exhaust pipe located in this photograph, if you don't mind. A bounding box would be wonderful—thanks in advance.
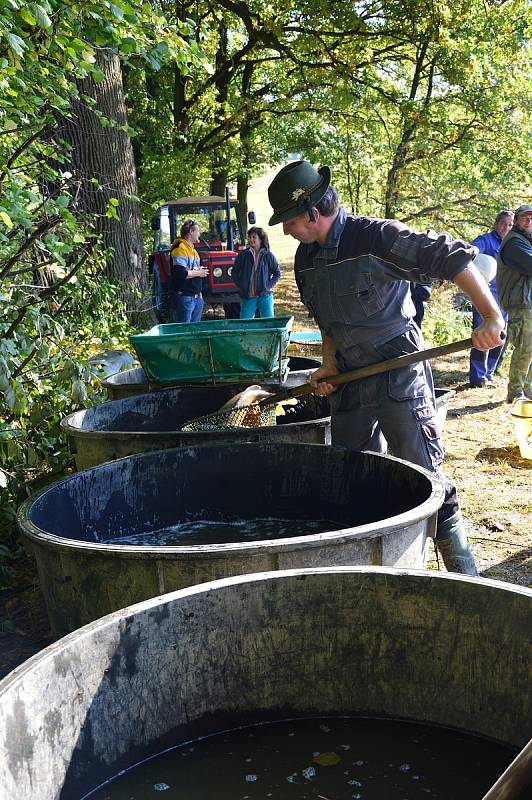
[225,186,234,251]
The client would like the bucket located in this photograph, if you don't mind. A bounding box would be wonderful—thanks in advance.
[0,568,529,799]
[18,443,443,635]
[129,317,293,384]
[510,398,532,459]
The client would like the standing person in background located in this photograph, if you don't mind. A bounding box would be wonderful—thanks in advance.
[469,210,513,387]
[169,219,208,322]
[268,160,505,576]
[232,227,281,319]
[410,282,432,328]
[497,205,532,403]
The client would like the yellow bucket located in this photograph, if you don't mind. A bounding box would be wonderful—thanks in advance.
[510,399,532,460]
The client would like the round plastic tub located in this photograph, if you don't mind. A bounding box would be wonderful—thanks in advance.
[18,443,443,635]
[61,385,330,470]
[102,356,322,399]
[0,568,529,799]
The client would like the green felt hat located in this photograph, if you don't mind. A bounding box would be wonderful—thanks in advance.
[268,160,331,225]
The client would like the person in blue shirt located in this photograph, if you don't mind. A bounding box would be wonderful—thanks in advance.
[410,282,432,328]
[469,210,513,387]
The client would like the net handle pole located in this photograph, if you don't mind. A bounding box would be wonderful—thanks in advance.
[262,337,474,405]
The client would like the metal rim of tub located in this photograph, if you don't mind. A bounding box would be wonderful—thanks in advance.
[59,408,330,440]
[2,565,530,690]
[18,443,445,560]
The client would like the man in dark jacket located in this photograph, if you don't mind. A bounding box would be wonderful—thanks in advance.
[268,160,505,575]
[497,204,532,403]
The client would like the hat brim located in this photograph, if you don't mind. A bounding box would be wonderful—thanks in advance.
[268,166,331,226]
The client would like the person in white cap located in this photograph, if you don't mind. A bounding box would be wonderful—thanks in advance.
[497,204,532,403]
[268,160,506,576]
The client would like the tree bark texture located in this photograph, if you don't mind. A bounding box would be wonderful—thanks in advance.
[56,51,148,320]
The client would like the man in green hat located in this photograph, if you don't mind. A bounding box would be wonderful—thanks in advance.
[268,160,506,575]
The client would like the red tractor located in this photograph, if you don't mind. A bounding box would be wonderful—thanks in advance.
[149,189,255,320]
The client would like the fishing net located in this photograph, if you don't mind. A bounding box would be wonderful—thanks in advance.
[180,401,279,432]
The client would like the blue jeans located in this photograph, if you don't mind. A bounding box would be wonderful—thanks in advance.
[240,294,274,319]
[469,306,508,385]
[170,294,204,322]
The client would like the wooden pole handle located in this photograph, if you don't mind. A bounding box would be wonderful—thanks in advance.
[265,337,474,405]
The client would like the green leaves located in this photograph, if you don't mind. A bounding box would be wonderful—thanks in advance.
[0,212,13,229]
[19,3,53,28]
[4,32,26,56]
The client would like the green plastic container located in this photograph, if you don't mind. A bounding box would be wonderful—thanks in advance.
[130,316,294,384]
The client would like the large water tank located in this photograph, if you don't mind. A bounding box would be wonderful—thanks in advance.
[0,568,529,799]
[18,443,443,635]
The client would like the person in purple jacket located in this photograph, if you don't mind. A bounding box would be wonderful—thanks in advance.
[232,227,281,319]
[469,210,513,387]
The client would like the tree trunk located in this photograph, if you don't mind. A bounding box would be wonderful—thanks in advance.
[211,172,228,196]
[56,50,148,322]
[384,42,430,220]
[236,62,253,224]
[237,174,248,224]
[209,19,230,198]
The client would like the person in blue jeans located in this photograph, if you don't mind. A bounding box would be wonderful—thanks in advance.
[469,210,513,387]
[410,282,432,328]
[232,227,281,318]
[169,219,208,322]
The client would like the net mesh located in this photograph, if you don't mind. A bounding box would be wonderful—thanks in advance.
[180,402,278,432]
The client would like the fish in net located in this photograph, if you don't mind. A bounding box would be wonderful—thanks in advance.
[180,385,298,432]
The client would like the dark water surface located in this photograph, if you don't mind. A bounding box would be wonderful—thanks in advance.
[84,716,516,799]
[103,517,344,546]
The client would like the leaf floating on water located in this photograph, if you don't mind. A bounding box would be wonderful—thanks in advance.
[313,751,341,766]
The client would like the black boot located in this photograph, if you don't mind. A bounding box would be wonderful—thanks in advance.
[435,511,478,576]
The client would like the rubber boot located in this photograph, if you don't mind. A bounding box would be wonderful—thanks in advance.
[435,511,478,576]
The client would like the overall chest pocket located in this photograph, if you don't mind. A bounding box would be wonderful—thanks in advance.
[333,270,384,321]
